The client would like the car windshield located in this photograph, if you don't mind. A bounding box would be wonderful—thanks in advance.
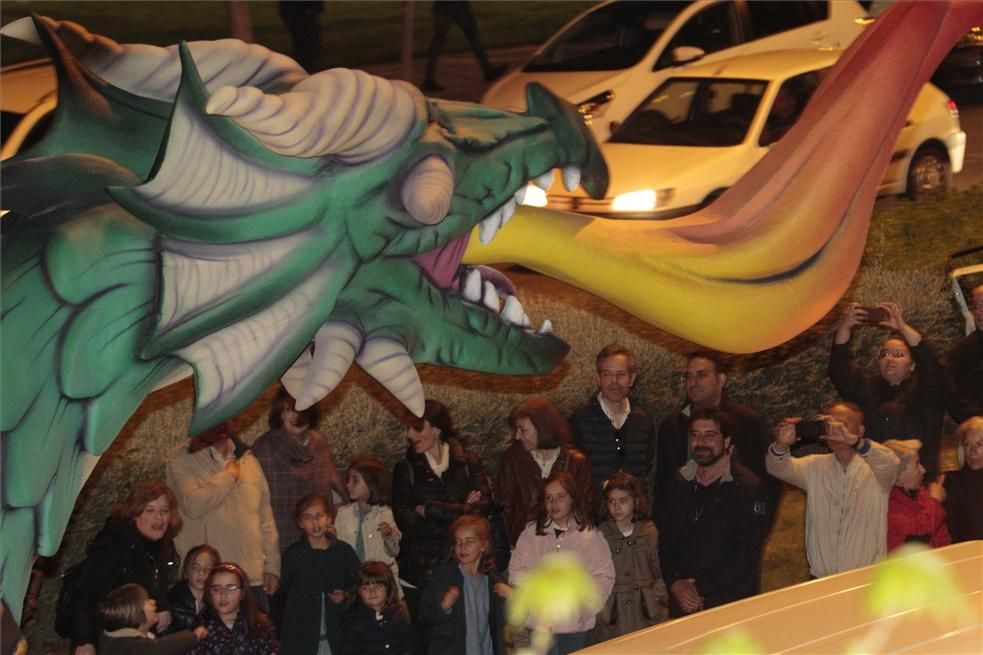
[610,77,768,147]
[524,1,690,72]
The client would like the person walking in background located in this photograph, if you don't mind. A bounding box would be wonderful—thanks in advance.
[279,494,360,655]
[882,439,950,552]
[422,1,507,92]
[335,457,402,590]
[589,472,667,644]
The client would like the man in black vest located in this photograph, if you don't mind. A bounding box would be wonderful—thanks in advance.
[653,350,778,529]
[570,344,656,509]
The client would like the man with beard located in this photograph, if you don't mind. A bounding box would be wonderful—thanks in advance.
[659,407,770,618]
[767,402,899,578]
[570,344,655,505]
[653,351,777,528]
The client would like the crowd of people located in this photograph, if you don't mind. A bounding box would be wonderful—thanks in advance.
[54,291,983,655]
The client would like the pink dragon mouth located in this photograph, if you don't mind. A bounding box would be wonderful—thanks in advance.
[412,232,518,297]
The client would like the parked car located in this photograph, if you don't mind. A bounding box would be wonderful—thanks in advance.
[0,58,56,160]
[482,0,869,142]
[525,49,965,219]
[932,25,983,95]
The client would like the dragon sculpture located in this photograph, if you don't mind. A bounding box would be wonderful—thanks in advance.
[1,1,980,624]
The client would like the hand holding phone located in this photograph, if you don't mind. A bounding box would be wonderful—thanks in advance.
[858,306,888,325]
[794,419,827,444]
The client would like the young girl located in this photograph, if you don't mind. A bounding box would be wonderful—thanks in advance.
[589,472,667,644]
[420,515,509,655]
[508,471,614,655]
[280,493,361,655]
[341,561,418,655]
[335,457,402,589]
[189,563,278,654]
[98,583,206,655]
[167,545,220,633]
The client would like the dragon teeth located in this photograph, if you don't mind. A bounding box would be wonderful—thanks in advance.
[534,170,554,191]
[462,268,482,302]
[536,319,553,335]
[562,166,581,192]
[513,185,527,205]
[501,295,524,325]
[478,207,504,245]
[500,198,518,227]
[482,280,499,311]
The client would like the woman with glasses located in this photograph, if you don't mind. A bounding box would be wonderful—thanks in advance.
[190,563,279,654]
[944,417,983,543]
[829,301,945,480]
[496,397,595,551]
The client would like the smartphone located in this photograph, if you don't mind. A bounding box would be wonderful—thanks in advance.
[859,306,888,325]
[795,420,827,444]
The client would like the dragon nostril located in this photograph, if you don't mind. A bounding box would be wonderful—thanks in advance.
[402,155,454,225]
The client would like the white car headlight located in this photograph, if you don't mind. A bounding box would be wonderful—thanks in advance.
[612,190,657,212]
[520,184,549,207]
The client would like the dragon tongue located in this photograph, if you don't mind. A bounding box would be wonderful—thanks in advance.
[412,233,470,289]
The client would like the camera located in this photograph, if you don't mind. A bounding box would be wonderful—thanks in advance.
[859,306,888,325]
[795,420,827,444]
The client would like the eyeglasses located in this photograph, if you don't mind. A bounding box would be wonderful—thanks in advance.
[209,584,241,595]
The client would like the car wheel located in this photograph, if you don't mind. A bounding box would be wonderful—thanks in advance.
[906,145,951,199]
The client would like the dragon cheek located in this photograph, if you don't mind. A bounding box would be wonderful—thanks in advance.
[401,155,454,225]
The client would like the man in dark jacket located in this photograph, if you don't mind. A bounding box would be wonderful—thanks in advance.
[570,344,655,506]
[653,350,777,528]
[659,408,770,618]
[945,283,983,423]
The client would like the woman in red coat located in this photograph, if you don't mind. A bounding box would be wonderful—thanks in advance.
[883,439,951,552]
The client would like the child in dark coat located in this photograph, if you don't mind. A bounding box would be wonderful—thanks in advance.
[98,584,206,655]
[279,493,360,655]
[341,561,417,655]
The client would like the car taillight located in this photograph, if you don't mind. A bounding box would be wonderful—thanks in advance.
[946,99,959,121]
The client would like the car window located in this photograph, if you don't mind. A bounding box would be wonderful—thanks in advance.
[611,77,766,147]
[524,1,691,72]
[745,1,829,40]
[655,2,740,70]
[758,70,826,146]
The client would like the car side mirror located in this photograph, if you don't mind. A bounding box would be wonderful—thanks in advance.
[672,46,705,66]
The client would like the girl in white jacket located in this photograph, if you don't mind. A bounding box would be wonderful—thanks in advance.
[335,457,402,592]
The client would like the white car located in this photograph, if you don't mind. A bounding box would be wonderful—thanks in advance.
[0,58,56,160]
[528,49,966,219]
[482,0,869,142]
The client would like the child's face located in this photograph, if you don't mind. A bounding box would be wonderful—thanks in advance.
[187,552,217,593]
[346,470,371,503]
[298,502,332,541]
[544,481,574,526]
[208,571,243,620]
[453,526,486,569]
[606,488,635,523]
[141,598,159,629]
[358,581,388,612]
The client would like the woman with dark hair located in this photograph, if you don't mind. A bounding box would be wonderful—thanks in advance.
[189,562,278,654]
[391,399,493,645]
[251,387,347,550]
[496,396,595,548]
[829,302,945,479]
[62,480,183,655]
[166,544,221,634]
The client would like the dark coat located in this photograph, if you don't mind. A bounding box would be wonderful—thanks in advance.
[569,396,655,501]
[829,339,945,479]
[495,442,594,547]
[188,610,279,655]
[419,563,506,655]
[659,461,770,617]
[340,601,418,655]
[944,330,983,423]
[166,579,201,634]
[943,465,983,542]
[66,519,178,649]
[653,396,777,529]
[98,630,198,655]
[392,439,493,587]
[279,537,360,655]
